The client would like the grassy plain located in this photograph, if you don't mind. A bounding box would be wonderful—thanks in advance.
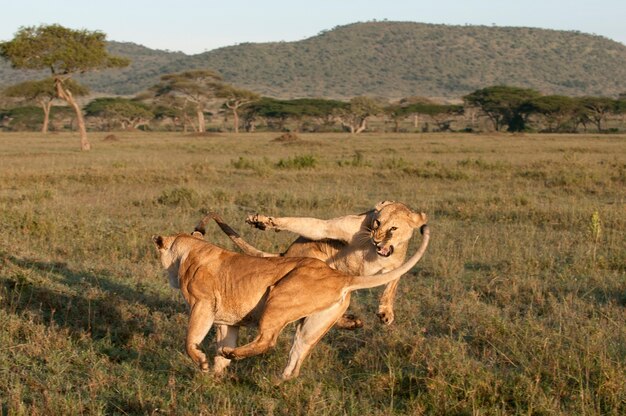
[0,131,625,415]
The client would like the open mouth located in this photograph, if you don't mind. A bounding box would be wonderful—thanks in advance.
[376,245,394,257]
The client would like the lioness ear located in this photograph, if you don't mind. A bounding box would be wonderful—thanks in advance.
[410,212,428,228]
[374,200,395,211]
[152,235,165,249]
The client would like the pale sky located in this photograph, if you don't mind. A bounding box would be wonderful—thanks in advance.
[1,0,625,54]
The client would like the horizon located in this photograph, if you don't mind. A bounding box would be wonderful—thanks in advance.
[1,0,625,54]
[111,20,626,56]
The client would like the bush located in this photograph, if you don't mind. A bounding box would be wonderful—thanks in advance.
[156,187,200,207]
[275,155,317,169]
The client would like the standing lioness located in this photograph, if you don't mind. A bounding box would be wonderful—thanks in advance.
[153,222,429,380]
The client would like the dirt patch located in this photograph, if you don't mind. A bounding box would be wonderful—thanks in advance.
[272,132,300,142]
[185,132,223,138]
[102,134,119,141]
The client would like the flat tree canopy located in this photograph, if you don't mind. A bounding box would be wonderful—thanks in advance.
[151,70,222,133]
[0,24,128,74]
[464,86,540,132]
[0,24,129,150]
[3,77,88,133]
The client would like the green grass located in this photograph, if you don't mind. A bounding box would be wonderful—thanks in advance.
[1,131,625,415]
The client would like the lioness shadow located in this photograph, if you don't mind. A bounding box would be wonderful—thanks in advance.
[1,253,185,365]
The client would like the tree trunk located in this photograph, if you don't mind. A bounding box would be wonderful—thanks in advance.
[413,114,419,129]
[196,106,205,133]
[233,108,240,133]
[342,122,356,134]
[593,116,603,132]
[354,118,367,134]
[41,100,52,134]
[55,78,90,151]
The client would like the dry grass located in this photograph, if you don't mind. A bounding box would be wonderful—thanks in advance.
[1,131,625,415]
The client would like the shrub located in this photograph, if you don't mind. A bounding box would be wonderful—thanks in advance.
[156,187,200,207]
[275,155,317,169]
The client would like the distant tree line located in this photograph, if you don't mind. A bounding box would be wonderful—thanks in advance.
[2,83,624,135]
[1,25,625,142]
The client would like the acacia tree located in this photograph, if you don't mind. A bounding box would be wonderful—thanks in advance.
[521,95,579,132]
[0,24,129,150]
[290,98,347,131]
[384,104,408,132]
[579,96,617,132]
[403,103,464,132]
[3,78,88,133]
[243,98,299,131]
[216,84,259,133]
[336,96,382,134]
[84,97,153,130]
[464,86,540,132]
[398,96,435,129]
[151,70,222,133]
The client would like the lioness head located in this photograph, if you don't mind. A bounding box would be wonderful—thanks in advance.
[152,233,207,288]
[152,234,183,288]
[370,201,428,257]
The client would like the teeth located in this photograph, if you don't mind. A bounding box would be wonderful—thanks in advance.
[376,246,393,257]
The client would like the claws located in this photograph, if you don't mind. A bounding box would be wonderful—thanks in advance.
[246,214,277,231]
[335,313,364,330]
[376,310,395,326]
[218,346,236,360]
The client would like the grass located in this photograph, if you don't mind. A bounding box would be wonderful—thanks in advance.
[0,131,625,415]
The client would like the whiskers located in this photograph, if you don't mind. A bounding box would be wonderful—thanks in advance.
[354,229,374,247]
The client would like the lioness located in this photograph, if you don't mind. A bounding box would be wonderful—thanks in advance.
[153,221,429,380]
[196,201,425,327]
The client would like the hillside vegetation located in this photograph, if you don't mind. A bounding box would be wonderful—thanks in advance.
[2,22,626,98]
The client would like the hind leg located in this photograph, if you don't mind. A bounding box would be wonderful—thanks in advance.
[282,295,351,380]
[213,324,239,375]
[220,288,306,360]
[186,301,214,371]
[335,313,364,330]
[220,323,283,360]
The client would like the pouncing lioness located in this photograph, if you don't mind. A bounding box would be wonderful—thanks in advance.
[196,201,426,327]
[152,221,429,380]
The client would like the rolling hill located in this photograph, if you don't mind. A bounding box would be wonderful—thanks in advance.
[1,21,625,99]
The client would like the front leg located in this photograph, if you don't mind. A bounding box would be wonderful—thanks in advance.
[246,213,364,243]
[377,278,401,325]
[186,301,214,371]
[246,214,279,231]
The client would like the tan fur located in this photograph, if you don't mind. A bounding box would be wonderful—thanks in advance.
[201,201,427,326]
[152,224,429,380]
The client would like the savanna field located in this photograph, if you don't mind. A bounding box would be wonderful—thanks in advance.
[0,131,625,415]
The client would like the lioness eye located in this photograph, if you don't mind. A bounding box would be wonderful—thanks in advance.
[390,226,398,231]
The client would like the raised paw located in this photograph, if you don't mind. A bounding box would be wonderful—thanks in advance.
[245,214,277,231]
[376,307,395,326]
[335,313,364,330]
[218,346,236,360]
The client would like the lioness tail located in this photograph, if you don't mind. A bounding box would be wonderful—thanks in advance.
[194,212,279,258]
[346,225,430,291]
